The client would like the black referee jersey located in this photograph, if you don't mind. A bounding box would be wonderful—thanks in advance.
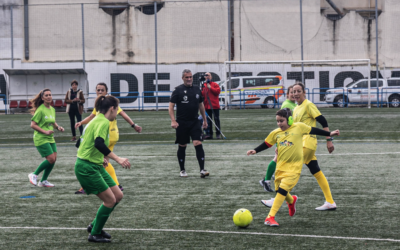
[170,84,204,121]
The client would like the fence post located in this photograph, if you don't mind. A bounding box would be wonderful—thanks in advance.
[81,4,85,71]
[375,0,379,108]
[11,5,14,69]
[154,2,159,111]
[300,0,304,83]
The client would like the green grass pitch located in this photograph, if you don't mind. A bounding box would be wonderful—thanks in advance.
[0,108,399,249]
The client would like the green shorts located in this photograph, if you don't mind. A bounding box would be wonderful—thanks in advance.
[36,143,57,157]
[74,158,116,195]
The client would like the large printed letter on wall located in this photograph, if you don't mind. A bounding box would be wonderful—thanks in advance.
[111,74,139,103]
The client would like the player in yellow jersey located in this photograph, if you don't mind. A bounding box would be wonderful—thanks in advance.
[75,83,142,193]
[292,82,337,210]
[247,108,339,226]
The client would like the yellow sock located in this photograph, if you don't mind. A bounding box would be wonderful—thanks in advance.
[105,162,119,186]
[314,171,334,204]
[268,193,286,218]
[285,192,294,204]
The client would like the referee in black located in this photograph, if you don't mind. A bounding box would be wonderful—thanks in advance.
[169,69,209,178]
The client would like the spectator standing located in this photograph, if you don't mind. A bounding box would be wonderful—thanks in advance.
[201,72,221,139]
[65,80,85,141]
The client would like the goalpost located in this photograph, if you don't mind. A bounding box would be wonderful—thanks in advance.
[223,59,371,109]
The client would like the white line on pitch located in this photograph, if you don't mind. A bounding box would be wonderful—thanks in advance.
[53,152,400,159]
[0,227,398,243]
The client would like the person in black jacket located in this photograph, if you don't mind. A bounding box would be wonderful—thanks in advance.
[169,69,209,178]
[65,80,85,141]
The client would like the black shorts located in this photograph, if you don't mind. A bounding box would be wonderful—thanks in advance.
[175,119,203,145]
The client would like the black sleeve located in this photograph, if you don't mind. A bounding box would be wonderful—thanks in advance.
[170,88,178,103]
[94,137,111,156]
[309,127,331,137]
[254,142,271,153]
[199,89,204,103]
[315,115,328,128]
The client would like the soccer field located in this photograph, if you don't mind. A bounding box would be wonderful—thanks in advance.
[0,108,399,249]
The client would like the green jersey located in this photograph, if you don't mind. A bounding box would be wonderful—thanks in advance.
[77,113,110,165]
[281,99,297,111]
[31,104,56,146]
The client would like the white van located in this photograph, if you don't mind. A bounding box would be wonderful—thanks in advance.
[219,75,285,108]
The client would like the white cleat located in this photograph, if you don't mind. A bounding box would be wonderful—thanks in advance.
[28,173,38,186]
[180,170,188,177]
[261,198,275,208]
[38,180,55,187]
[200,169,209,178]
[315,201,337,211]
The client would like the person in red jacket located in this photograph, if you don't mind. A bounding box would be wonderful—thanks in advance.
[201,72,221,139]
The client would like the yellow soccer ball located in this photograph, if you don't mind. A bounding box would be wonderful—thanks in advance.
[233,208,253,228]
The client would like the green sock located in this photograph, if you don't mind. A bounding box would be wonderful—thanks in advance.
[41,163,55,182]
[265,160,276,181]
[92,202,119,227]
[33,160,52,176]
[91,204,114,235]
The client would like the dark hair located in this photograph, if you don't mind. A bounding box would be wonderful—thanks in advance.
[94,95,119,114]
[71,80,78,86]
[293,82,306,93]
[30,88,51,115]
[96,82,108,92]
[286,85,294,97]
[276,108,291,120]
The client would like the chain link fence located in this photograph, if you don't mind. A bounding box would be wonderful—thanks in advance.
[1,0,400,111]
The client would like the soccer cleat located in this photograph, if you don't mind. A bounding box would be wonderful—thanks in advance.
[261,198,275,208]
[87,224,111,239]
[180,170,188,177]
[264,216,279,227]
[37,180,55,187]
[28,173,38,186]
[287,195,298,217]
[75,187,85,194]
[315,201,337,211]
[88,234,111,243]
[259,179,273,192]
[216,134,221,139]
[200,169,209,178]
[70,136,77,142]
[118,185,124,191]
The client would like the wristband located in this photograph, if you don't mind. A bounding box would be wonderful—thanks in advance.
[131,124,136,128]
[326,137,334,142]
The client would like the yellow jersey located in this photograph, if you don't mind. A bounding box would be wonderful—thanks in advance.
[293,99,321,150]
[92,106,122,142]
[265,122,312,174]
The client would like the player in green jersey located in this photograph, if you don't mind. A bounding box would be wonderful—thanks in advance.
[75,95,131,243]
[28,89,64,187]
[260,85,296,193]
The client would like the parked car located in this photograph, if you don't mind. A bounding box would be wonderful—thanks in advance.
[324,78,400,108]
[218,76,285,108]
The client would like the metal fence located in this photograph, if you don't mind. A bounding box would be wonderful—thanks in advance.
[1,0,400,112]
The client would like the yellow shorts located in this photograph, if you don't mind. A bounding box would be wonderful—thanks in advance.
[303,147,317,165]
[274,170,301,192]
[108,141,117,152]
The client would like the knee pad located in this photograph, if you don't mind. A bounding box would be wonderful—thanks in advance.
[277,187,288,197]
[306,160,321,175]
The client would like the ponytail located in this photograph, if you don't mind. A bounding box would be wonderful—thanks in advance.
[30,88,51,115]
[94,95,119,114]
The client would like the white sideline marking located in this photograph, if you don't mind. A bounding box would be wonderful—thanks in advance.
[1,140,400,147]
[0,227,399,243]
[53,152,400,159]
